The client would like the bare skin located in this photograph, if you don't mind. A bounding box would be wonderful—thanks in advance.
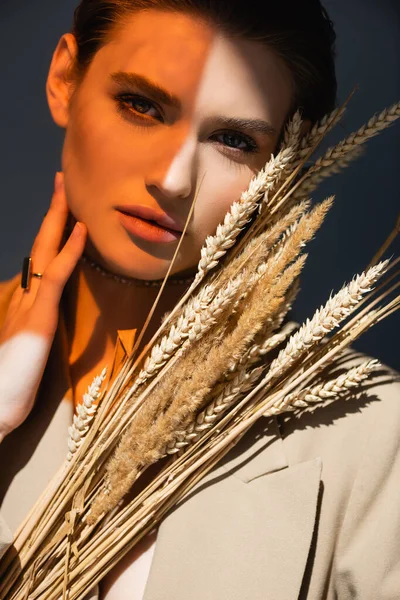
[0,8,298,599]
[45,10,293,406]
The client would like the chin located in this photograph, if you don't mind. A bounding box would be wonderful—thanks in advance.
[87,241,180,281]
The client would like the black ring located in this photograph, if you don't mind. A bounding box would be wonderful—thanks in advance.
[21,257,43,290]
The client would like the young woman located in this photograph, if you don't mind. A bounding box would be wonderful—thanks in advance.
[0,1,399,599]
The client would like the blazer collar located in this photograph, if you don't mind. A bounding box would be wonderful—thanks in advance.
[143,420,322,600]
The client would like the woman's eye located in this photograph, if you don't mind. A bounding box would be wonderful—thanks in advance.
[115,94,163,122]
[114,95,259,157]
[212,132,259,155]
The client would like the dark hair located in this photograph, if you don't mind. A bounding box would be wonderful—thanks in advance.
[70,0,337,125]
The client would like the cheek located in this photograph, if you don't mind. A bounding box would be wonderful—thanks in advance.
[193,164,256,242]
[62,95,192,218]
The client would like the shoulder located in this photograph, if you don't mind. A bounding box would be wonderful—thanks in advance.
[277,347,400,594]
[279,346,400,479]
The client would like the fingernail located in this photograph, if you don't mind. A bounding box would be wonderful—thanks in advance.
[55,172,63,191]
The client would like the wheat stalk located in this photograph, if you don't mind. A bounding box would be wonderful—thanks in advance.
[13,286,399,600]
[164,322,297,455]
[292,146,364,201]
[91,257,305,519]
[195,149,294,283]
[312,101,400,173]
[127,283,215,394]
[67,368,107,462]
[271,358,380,416]
[267,261,389,380]
[89,265,302,525]
[281,109,303,150]
[53,292,398,600]
[296,105,348,161]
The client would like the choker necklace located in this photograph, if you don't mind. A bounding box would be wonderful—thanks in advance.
[79,253,196,288]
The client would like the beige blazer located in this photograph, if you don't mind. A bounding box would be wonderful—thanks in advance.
[0,273,399,600]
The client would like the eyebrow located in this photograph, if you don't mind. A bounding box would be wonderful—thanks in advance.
[110,71,277,137]
[110,71,182,110]
[207,116,277,138]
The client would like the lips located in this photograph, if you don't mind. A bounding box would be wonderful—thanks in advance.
[115,204,184,233]
[116,204,184,244]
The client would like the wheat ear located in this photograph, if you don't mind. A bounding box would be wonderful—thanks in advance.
[195,149,294,284]
[95,258,304,517]
[281,109,303,150]
[269,359,380,416]
[267,262,389,381]
[164,322,297,455]
[226,197,332,324]
[127,283,216,394]
[297,105,348,161]
[313,101,400,172]
[67,368,107,461]
[292,146,364,201]
[214,199,310,293]
[165,365,265,455]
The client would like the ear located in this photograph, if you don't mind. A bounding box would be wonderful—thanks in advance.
[46,33,79,129]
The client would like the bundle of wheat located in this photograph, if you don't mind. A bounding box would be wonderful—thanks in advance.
[0,94,399,600]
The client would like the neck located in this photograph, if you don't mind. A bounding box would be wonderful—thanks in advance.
[62,258,193,365]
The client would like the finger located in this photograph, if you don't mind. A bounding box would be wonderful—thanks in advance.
[32,222,87,332]
[30,172,70,269]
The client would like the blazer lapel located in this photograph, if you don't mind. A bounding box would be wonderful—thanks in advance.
[143,417,322,600]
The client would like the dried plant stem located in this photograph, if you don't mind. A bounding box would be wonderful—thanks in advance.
[312,101,400,174]
[91,257,305,519]
[41,293,400,600]
[368,213,400,269]
[281,109,303,151]
[38,323,298,582]
[67,369,107,462]
[296,105,348,162]
[11,248,394,600]
[272,359,380,416]
[13,274,244,570]
[164,322,297,456]
[267,261,388,382]
[292,146,364,201]
[100,173,203,415]
[195,149,295,284]
[45,293,399,600]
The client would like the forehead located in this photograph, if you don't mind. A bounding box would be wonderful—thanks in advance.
[93,9,293,124]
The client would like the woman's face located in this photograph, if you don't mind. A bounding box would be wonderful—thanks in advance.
[47,10,293,279]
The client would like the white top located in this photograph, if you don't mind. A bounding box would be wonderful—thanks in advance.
[100,529,158,600]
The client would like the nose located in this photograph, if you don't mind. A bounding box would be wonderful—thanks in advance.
[145,134,198,202]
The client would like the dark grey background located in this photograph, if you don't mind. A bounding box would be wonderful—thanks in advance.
[0,0,399,370]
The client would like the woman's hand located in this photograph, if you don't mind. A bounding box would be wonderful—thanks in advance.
[0,172,87,441]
